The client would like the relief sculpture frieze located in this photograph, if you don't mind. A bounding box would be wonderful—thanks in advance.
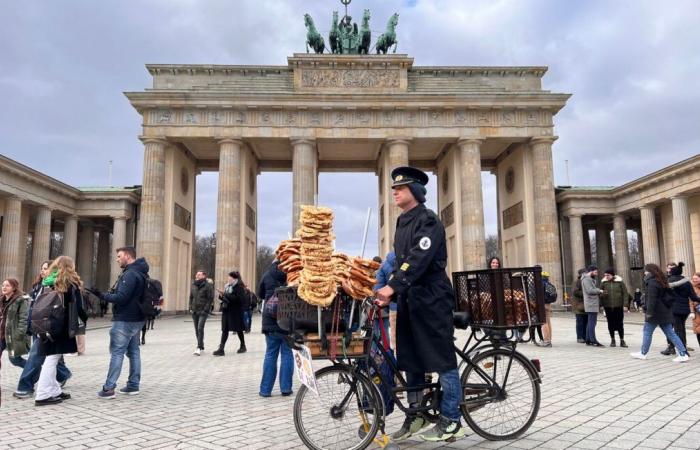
[300,69,400,89]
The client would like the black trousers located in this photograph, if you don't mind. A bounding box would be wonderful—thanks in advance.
[604,307,625,339]
[667,313,689,349]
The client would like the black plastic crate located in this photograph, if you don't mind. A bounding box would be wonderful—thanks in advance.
[452,267,546,329]
[276,286,359,334]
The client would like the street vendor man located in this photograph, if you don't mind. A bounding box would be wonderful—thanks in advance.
[375,166,463,442]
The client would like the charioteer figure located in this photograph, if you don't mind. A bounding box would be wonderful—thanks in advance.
[375,166,464,442]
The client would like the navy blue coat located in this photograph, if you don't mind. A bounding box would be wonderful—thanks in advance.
[259,261,287,334]
[100,258,148,322]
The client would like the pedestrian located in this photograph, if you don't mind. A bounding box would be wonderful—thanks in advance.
[632,288,642,311]
[488,256,501,269]
[601,268,631,348]
[91,246,148,398]
[373,252,395,348]
[189,270,214,355]
[34,256,88,406]
[213,271,248,356]
[1,278,31,369]
[258,260,293,397]
[375,166,463,442]
[661,262,700,355]
[13,261,72,400]
[582,265,605,347]
[537,271,556,348]
[571,268,588,343]
[140,289,162,345]
[244,289,256,333]
[631,263,689,362]
[691,272,700,347]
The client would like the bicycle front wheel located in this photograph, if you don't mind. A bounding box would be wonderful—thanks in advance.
[294,365,383,450]
[460,348,540,440]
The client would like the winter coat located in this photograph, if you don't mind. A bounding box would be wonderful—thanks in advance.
[571,278,586,314]
[38,284,88,356]
[668,276,700,316]
[219,282,247,332]
[581,273,603,313]
[259,262,287,334]
[374,252,396,291]
[643,274,673,326]
[692,283,700,334]
[2,293,31,356]
[189,279,214,314]
[387,204,457,374]
[101,258,149,322]
[601,276,631,309]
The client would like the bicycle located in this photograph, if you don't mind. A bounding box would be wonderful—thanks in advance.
[289,300,542,450]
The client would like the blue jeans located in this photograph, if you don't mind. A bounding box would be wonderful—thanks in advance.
[192,312,208,349]
[586,312,598,343]
[260,333,293,395]
[17,338,71,393]
[104,321,145,391]
[641,322,687,356]
[244,310,252,331]
[407,369,461,422]
[575,314,588,340]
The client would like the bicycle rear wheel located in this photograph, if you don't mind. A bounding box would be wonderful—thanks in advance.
[294,365,383,450]
[460,348,540,440]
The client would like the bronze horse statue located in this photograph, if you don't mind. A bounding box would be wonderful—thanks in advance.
[376,13,399,54]
[329,11,339,54]
[358,9,371,54]
[304,13,325,54]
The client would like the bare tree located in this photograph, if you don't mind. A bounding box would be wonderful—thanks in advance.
[256,245,276,289]
[485,234,499,261]
[192,233,216,278]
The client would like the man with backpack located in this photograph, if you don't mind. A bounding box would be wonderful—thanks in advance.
[538,270,558,348]
[90,246,150,399]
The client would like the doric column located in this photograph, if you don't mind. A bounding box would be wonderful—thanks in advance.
[595,221,612,271]
[639,205,660,265]
[458,138,486,270]
[31,206,52,271]
[111,216,128,283]
[77,223,95,287]
[568,215,586,278]
[671,196,696,275]
[385,138,410,242]
[215,138,243,290]
[530,137,562,290]
[63,215,79,260]
[136,137,166,281]
[96,229,112,289]
[613,214,631,287]
[0,196,23,281]
[291,138,318,234]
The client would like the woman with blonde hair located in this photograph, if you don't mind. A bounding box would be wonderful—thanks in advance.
[34,256,88,406]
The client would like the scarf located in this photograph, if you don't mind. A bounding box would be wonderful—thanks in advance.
[194,278,206,289]
[42,270,58,287]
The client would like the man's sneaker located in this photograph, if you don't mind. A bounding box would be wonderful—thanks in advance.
[13,391,32,399]
[673,354,690,363]
[193,348,201,356]
[630,352,648,360]
[391,415,428,441]
[97,388,116,399]
[420,415,465,442]
[119,386,140,395]
[541,341,552,348]
[660,346,675,356]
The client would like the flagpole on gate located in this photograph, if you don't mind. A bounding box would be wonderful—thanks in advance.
[360,207,371,259]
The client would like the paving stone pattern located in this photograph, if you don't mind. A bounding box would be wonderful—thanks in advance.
[1,314,699,449]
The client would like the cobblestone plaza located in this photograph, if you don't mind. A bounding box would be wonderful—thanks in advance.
[2,314,699,450]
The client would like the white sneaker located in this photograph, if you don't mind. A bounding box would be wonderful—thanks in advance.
[630,352,647,360]
[672,354,689,363]
[193,348,201,356]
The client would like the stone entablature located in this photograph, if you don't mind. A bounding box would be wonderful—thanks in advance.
[557,154,700,216]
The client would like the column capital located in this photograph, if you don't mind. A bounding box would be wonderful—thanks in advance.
[385,137,412,146]
[290,137,316,147]
[138,136,167,146]
[456,137,483,147]
[111,215,129,222]
[670,194,689,201]
[639,204,656,211]
[529,136,559,146]
[566,213,583,219]
[65,215,79,222]
[5,195,23,203]
[218,137,244,146]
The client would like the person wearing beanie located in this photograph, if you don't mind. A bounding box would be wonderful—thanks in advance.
[375,166,464,442]
[661,262,700,355]
[601,268,631,348]
[581,265,605,346]
[571,268,589,343]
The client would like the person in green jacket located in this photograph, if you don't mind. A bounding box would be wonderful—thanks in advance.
[601,268,632,348]
[1,278,31,368]
[571,268,588,343]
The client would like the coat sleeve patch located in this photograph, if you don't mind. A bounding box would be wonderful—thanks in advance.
[419,237,431,250]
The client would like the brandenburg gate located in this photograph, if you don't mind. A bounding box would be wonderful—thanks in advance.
[126,52,570,309]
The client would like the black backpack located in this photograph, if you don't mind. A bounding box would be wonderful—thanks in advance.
[30,289,65,341]
[544,281,558,304]
[138,274,163,319]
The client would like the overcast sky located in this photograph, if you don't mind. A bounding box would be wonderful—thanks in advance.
[2,0,699,257]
